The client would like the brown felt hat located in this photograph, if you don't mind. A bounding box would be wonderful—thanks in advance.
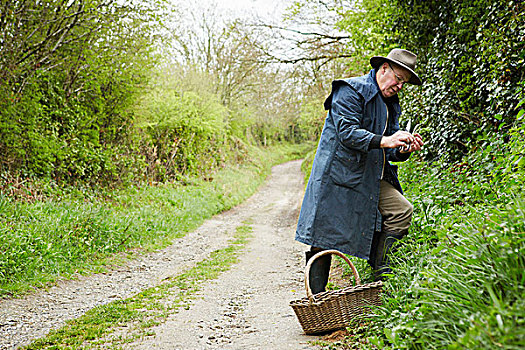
[370,48,422,85]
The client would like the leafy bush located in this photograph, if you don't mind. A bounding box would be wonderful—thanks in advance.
[297,97,327,141]
[0,0,162,184]
[135,80,243,181]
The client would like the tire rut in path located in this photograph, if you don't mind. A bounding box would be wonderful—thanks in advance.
[0,160,318,349]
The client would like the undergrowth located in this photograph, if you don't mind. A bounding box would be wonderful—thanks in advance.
[319,159,525,349]
[0,143,311,297]
[313,97,525,350]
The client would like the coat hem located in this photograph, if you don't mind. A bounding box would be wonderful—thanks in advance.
[295,234,369,261]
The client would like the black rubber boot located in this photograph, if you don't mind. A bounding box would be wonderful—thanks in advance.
[373,231,406,281]
[305,248,332,294]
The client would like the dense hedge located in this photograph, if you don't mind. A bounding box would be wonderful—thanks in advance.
[347,1,525,348]
[134,84,247,182]
[391,0,524,163]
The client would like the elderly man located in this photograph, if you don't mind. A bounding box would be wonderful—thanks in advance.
[295,49,424,292]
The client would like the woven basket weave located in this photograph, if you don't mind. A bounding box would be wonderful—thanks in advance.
[290,249,383,335]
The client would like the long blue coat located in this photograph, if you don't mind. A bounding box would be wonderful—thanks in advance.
[295,69,410,260]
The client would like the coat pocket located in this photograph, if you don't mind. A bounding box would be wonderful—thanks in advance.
[329,146,365,189]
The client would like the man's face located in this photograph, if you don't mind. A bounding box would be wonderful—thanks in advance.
[377,62,412,98]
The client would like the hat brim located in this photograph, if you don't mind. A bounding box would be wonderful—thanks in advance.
[370,56,422,86]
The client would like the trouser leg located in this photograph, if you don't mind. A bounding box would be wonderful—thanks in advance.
[378,180,413,233]
[370,180,413,280]
[305,247,331,294]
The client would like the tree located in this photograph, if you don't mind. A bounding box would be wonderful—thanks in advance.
[0,0,167,180]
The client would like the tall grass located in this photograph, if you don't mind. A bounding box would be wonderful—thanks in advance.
[371,192,525,349]
[0,143,311,297]
[328,154,525,349]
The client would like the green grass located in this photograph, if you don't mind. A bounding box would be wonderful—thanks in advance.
[0,142,312,297]
[318,152,525,350]
[22,222,254,349]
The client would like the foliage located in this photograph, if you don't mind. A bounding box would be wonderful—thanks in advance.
[334,0,397,73]
[367,162,525,349]
[168,4,305,145]
[392,0,525,163]
[0,1,311,186]
[297,96,327,141]
[286,0,524,166]
[135,82,230,181]
[0,0,166,183]
[0,143,309,296]
[318,95,525,349]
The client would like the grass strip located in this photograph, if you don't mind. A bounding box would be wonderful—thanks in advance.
[22,222,254,350]
[0,142,312,296]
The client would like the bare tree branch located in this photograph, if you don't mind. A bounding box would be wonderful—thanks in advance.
[254,23,350,41]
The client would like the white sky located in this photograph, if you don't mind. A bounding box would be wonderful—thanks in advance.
[163,0,297,63]
[196,0,291,21]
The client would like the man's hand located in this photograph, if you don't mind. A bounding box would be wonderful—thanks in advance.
[380,130,424,152]
[401,133,424,153]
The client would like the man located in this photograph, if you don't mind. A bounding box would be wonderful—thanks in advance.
[295,49,424,292]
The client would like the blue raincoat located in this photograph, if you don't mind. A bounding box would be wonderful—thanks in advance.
[295,69,410,260]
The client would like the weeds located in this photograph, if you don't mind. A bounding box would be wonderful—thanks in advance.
[326,153,525,349]
[0,143,310,297]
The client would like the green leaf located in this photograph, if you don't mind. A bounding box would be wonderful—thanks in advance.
[517,109,525,121]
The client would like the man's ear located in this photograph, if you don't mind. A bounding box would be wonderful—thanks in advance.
[381,62,389,74]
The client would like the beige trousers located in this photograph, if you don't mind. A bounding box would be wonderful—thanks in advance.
[378,180,413,233]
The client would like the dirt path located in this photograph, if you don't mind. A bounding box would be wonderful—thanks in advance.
[1,160,320,349]
[127,160,315,350]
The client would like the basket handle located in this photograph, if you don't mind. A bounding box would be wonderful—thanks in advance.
[305,249,361,303]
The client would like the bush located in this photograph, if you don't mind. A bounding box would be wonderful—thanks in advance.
[0,0,161,184]
[135,86,236,181]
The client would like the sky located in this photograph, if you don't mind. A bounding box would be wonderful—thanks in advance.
[196,0,292,21]
[164,0,298,63]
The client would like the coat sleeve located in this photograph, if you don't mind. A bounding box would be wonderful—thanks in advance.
[329,84,375,153]
[387,148,410,162]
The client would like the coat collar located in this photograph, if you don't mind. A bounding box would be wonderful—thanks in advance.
[323,69,399,110]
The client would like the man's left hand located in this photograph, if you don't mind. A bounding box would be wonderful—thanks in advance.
[400,133,424,153]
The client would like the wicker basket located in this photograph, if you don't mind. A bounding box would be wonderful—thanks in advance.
[290,249,383,335]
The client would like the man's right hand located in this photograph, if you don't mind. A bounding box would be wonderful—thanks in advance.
[380,130,418,150]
